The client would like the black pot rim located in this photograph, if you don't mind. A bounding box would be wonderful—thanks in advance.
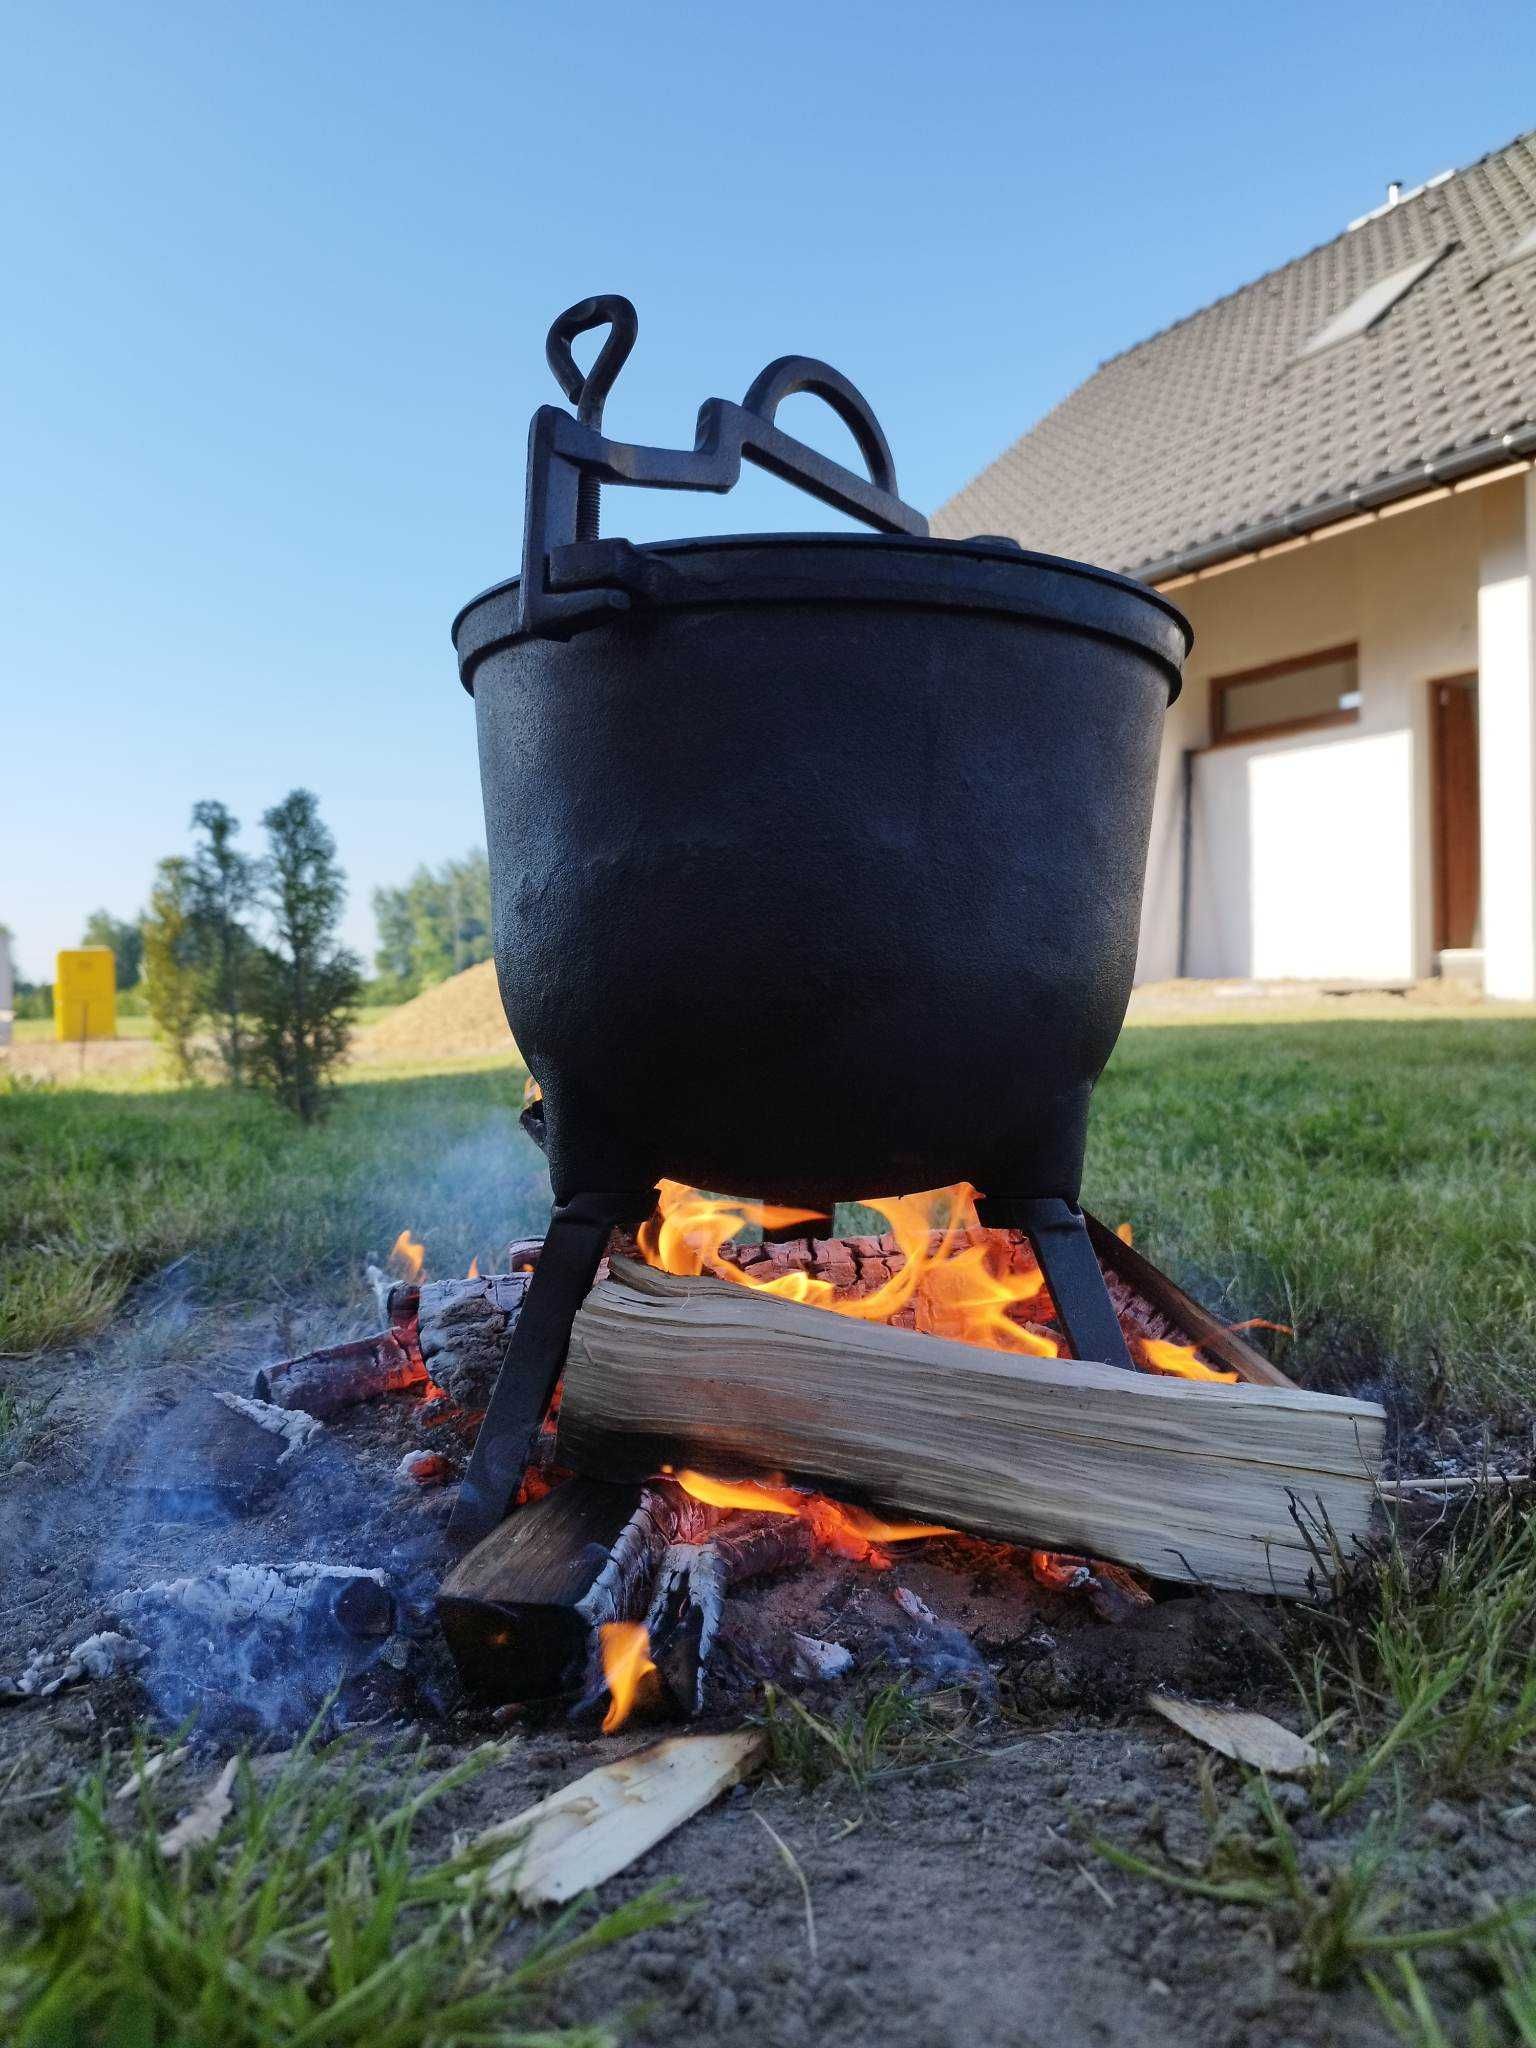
[453,530,1192,699]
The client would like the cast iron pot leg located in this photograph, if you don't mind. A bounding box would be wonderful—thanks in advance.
[447,1190,652,1547]
[976,1194,1136,1372]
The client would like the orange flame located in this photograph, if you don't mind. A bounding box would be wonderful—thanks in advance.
[1029,1550,1090,1591]
[638,1181,1059,1357]
[1139,1336,1239,1383]
[390,1229,425,1281]
[670,1467,950,1567]
[466,1255,479,1279]
[599,1620,657,1732]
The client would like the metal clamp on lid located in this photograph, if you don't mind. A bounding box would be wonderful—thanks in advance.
[516,294,928,641]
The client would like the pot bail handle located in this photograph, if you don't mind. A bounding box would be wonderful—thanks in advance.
[741,356,902,502]
[545,295,638,428]
[545,297,638,541]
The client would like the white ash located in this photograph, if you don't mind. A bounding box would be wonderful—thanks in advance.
[791,1632,855,1682]
[112,1562,389,1633]
[393,1450,459,1487]
[214,1391,325,1462]
[1,1631,147,1702]
[104,1564,404,1735]
[887,1586,997,1698]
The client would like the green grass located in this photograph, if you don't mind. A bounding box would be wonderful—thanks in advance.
[756,1682,963,1798]
[4,1014,1536,1413]
[0,1056,546,1355]
[1083,1017,1536,1410]
[1304,1494,1536,1801]
[0,1729,677,2046]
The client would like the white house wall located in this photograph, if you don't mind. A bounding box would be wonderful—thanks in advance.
[1137,483,1496,983]
[1476,473,1536,1000]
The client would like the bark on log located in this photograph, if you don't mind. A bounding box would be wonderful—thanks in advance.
[556,1260,1385,1598]
[254,1331,427,1417]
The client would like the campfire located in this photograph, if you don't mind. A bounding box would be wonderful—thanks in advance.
[221,1184,1383,1736]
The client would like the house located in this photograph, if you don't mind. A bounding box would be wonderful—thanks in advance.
[934,131,1536,1000]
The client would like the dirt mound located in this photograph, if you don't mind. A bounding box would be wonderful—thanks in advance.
[358,961,518,1062]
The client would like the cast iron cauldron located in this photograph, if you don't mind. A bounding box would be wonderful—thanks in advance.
[453,297,1191,1214]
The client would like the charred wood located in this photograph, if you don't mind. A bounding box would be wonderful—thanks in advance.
[254,1330,427,1418]
[644,1513,815,1715]
[437,1477,717,1703]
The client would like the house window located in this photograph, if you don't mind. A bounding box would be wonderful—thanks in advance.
[1210,644,1360,746]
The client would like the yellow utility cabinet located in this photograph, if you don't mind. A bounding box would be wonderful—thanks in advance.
[55,947,117,1040]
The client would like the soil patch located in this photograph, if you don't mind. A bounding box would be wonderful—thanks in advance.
[356,961,517,1063]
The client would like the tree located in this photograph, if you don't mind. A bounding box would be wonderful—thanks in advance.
[371,849,492,995]
[187,799,257,1085]
[248,790,362,1121]
[140,858,206,1079]
[81,907,144,990]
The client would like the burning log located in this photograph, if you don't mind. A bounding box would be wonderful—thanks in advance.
[255,1329,427,1418]
[255,1272,538,1425]
[556,1261,1386,1598]
[415,1272,533,1413]
[644,1512,815,1715]
[437,1477,716,1703]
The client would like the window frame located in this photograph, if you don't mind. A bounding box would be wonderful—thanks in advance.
[1208,641,1361,749]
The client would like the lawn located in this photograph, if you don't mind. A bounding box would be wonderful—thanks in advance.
[0,1053,549,1356]
[3,1016,1535,1417]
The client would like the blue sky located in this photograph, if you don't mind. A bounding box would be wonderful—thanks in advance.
[3,0,1533,980]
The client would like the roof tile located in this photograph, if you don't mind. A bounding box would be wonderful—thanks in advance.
[932,133,1536,576]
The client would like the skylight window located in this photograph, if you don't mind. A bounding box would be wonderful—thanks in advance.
[1492,222,1536,271]
[1298,246,1450,358]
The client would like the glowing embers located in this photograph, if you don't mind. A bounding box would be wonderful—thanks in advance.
[637,1181,1236,1379]
[639,1181,1058,1355]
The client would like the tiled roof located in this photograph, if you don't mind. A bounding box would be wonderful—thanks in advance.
[932,132,1536,580]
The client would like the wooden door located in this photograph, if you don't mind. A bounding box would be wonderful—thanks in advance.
[1430,676,1480,951]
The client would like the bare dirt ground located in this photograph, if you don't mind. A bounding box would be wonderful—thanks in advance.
[4,1272,1531,2046]
[1125,975,1536,1026]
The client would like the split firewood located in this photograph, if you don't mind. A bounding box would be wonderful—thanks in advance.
[1148,1694,1322,1776]
[437,1477,718,1702]
[128,1391,321,1517]
[1085,1211,1297,1389]
[556,1260,1385,1598]
[476,1729,768,1906]
[644,1513,815,1715]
